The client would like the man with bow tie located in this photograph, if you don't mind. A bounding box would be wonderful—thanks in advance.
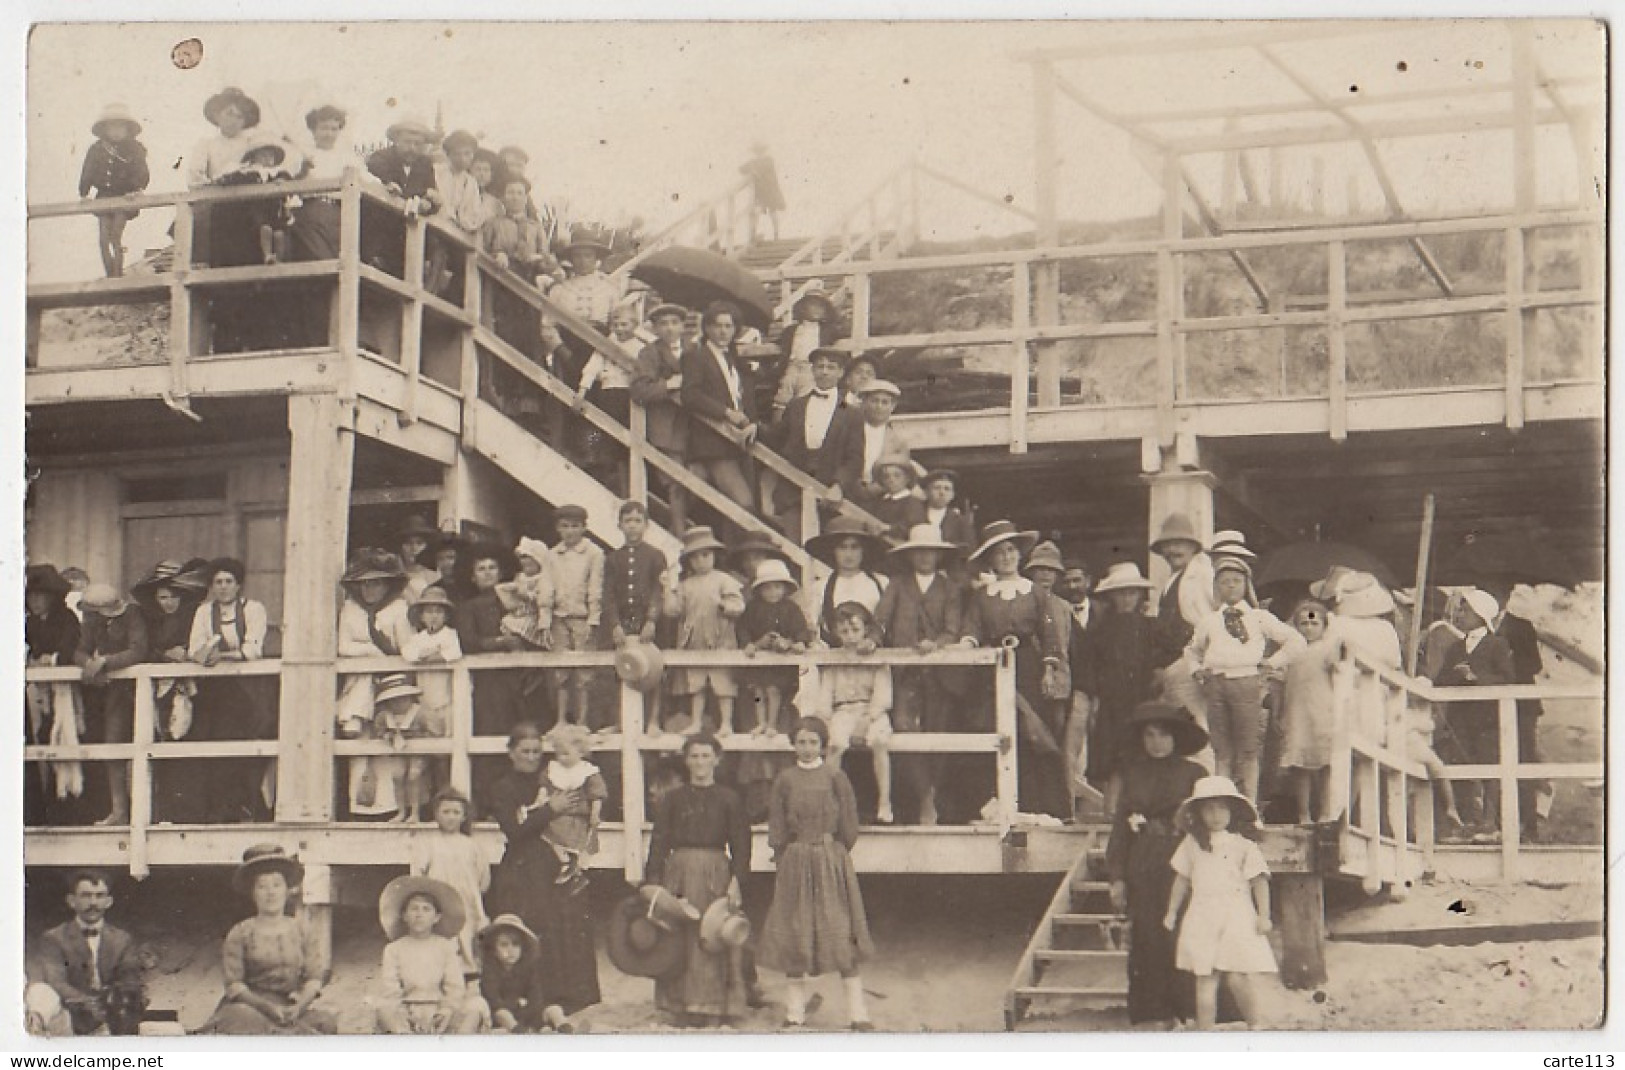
[767,347,856,538]
[26,871,148,1035]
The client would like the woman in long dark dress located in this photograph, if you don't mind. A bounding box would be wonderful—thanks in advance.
[1080,563,1161,816]
[486,721,601,1022]
[961,520,1072,820]
[188,558,275,823]
[1105,701,1208,1028]
[644,734,753,1026]
[25,565,83,827]
[132,560,208,823]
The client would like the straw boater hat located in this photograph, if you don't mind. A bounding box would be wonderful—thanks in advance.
[887,524,960,557]
[1093,561,1156,595]
[204,87,261,129]
[794,280,836,317]
[678,525,729,563]
[26,564,71,598]
[374,672,422,705]
[479,914,540,957]
[407,586,457,628]
[805,515,888,568]
[698,898,753,954]
[239,134,288,168]
[232,843,303,894]
[730,531,792,570]
[751,558,800,593]
[378,874,467,940]
[607,891,692,980]
[1126,700,1209,757]
[1022,541,1066,576]
[1176,775,1261,832]
[1208,530,1257,561]
[614,638,666,692]
[385,113,434,142]
[566,224,613,256]
[92,103,142,140]
[78,584,130,619]
[969,520,1039,564]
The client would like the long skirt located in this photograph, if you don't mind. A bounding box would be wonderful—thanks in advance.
[1125,828,1194,1024]
[655,848,749,1018]
[758,838,873,977]
[199,991,337,1035]
[488,848,601,1016]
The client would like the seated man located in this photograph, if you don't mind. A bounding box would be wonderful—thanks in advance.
[27,871,148,1036]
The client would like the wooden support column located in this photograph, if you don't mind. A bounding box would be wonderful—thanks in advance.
[994,651,1019,825]
[335,172,362,403]
[1276,874,1328,989]
[1142,441,1216,591]
[168,198,198,394]
[400,222,426,426]
[1497,696,1520,878]
[620,684,648,883]
[1327,240,1348,442]
[1011,260,1032,455]
[128,677,156,880]
[1156,153,1185,446]
[1031,59,1063,410]
[276,393,355,823]
[302,862,334,984]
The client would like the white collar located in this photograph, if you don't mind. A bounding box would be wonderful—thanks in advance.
[984,576,1033,600]
[796,757,825,770]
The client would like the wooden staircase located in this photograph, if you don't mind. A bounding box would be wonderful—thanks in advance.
[1005,828,1129,1030]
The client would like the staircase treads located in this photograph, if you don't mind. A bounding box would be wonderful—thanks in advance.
[1014,986,1129,1000]
[1053,913,1123,926]
[1035,949,1127,962]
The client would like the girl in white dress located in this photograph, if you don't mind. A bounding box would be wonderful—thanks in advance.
[1162,775,1277,1029]
[410,786,490,973]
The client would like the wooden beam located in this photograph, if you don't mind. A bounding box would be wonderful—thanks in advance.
[1168,105,1569,155]
[1013,23,1382,65]
[1328,240,1348,442]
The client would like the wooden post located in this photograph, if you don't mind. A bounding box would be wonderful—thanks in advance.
[621,684,648,883]
[799,487,820,590]
[302,862,333,984]
[628,402,649,505]
[1327,240,1348,441]
[276,393,354,822]
[849,270,872,351]
[449,665,473,794]
[335,173,362,401]
[1275,874,1327,989]
[1156,153,1183,446]
[1324,658,1354,823]
[1010,337,1031,456]
[1503,225,1526,430]
[168,198,196,396]
[400,222,426,425]
[128,675,155,880]
[1497,696,1520,878]
[994,650,1019,824]
[1406,494,1436,676]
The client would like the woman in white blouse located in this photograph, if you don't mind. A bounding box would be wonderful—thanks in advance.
[187,557,275,823]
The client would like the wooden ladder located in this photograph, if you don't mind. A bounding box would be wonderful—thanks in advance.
[1004,832,1129,1030]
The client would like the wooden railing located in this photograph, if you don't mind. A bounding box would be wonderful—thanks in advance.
[24,647,1014,882]
[1327,647,1602,884]
[612,174,756,280]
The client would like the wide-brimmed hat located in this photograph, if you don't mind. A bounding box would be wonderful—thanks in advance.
[379,875,466,940]
[26,564,71,598]
[232,843,303,895]
[887,524,960,557]
[678,525,729,562]
[805,516,887,567]
[407,586,457,627]
[698,898,752,954]
[607,895,687,980]
[479,914,540,957]
[374,672,422,705]
[239,134,288,167]
[395,515,441,546]
[638,883,703,925]
[79,584,129,618]
[969,520,1039,564]
[1022,540,1066,576]
[614,639,666,691]
[132,560,207,603]
[1318,569,1396,620]
[1209,530,1257,561]
[92,103,142,140]
[730,531,792,570]
[204,87,261,129]
[1458,587,1501,630]
[566,225,613,256]
[1176,775,1261,831]
[385,114,434,142]
[751,558,799,593]
[1093,562,1156,596]
[1126,700,1209,757]
[1150,513,1203,554]
[341,548,407,590]
[793,280,837,317]
[857,379,902,400]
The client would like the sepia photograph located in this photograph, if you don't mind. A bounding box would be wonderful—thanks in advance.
[15,16,1607,1041]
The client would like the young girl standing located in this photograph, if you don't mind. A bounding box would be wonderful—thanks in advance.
[665,527,746,737]
[1163,775,1277,1030]
[410,786,490,974]
[1276,600,1340,823]
[759,717,876,1031]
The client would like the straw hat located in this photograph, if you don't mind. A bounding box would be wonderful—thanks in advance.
[698,898,753,954]
[1022,541,1066,576]
[378,875,466,940]
[1126,700,1208,757]
[79,584,129,619]
[385,114,434,142]
[1149,513,1203,554]
[203,87,261,129]
[374,672,421,705]
[26,564,71,598]
[607,895,687,980]
[805,515,887,568]
[1093,562,1156,595]
[1208,529,1257,560]
[1175,775,1261,832]
[132,560,207,604]
[479,914,540,957]
[231,843,303,895]
[751,558,799,593]
[678,525,729,563]
[887,524,960,557]
[91,103,142,140]
[638,883,703,925]
[614,639,666,692]
[969,520,1038,564]
[407,586,457,628]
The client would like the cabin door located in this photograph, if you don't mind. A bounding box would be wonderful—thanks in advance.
[122,510,229,593]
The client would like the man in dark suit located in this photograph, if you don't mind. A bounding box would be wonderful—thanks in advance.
[680,301,758,514]
[27,871,147,1036]
[768,347,856,537]
[826,379,913,507]
[630,303,694,533]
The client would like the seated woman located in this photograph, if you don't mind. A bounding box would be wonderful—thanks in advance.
[199,845,335,1035]
[188,558,274,823]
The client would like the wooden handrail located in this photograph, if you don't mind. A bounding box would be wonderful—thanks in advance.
[612,174,755,279]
